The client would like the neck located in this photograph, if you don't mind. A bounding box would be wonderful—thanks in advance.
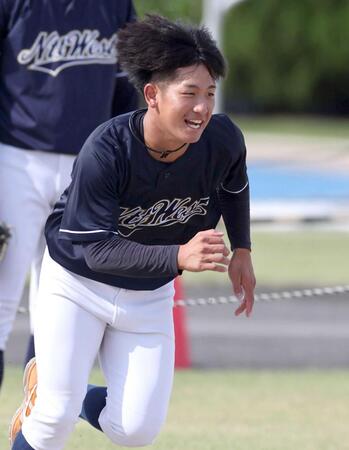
[143,111,188,162]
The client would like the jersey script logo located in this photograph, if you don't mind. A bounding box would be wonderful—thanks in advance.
[118,197,210,237]
[17,30,117,77]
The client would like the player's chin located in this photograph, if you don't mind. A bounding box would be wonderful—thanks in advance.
[183,123,207,142]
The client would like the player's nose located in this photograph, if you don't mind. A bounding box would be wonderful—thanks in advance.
[192,100,210,115]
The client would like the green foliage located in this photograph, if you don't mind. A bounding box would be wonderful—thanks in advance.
[132,1,348,113]
[134,0,201,23]
[223,0,349,113]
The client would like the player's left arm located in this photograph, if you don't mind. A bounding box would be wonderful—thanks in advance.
[218,122,256,317]
[218,185,256,317]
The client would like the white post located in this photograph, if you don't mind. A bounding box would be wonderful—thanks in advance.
[202,0,246,113]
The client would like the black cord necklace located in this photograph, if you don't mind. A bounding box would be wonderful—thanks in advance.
[145,142,187,159]
[139,113,187,159]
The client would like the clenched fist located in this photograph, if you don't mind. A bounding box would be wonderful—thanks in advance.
[177,229,230,272]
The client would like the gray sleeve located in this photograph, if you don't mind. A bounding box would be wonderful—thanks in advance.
[82,235,180,279]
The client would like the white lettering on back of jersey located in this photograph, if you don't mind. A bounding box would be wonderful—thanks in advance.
[17,30,117,77]
[118,197,210,237]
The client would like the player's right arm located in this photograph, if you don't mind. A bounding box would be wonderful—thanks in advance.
[82,228,229,278]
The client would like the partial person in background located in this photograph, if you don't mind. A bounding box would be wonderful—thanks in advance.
[0,0,138,389]
[10,14,256,450]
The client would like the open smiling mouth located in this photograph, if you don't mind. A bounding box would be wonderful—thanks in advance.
[185,119,203,129]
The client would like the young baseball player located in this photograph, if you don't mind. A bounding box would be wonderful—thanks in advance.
[10,14,256,450]
[0,0,138,387]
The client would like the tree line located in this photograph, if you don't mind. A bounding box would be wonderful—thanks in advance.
[134,0,349,115]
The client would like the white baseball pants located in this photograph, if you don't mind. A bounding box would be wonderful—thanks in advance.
[0,142,75,350]
[22,252,175,450]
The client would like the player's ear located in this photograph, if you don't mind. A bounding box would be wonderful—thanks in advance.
[143,83,158,109]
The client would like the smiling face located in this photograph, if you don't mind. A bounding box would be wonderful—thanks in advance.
[144,64,216,149]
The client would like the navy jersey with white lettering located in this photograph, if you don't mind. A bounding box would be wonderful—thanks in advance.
[45,110,249,290]
[0,0,137,154]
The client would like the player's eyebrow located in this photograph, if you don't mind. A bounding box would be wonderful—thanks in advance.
[182,83,216,90]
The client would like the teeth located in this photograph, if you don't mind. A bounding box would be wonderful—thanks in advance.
[186,119,202,129]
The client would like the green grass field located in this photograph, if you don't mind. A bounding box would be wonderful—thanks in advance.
[183,229,349,289]
[2,367,349,450]
[232,115,349,139]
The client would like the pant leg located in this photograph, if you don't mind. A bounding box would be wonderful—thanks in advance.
[0,144,52,351]
[28,153,75,336]
[22,257,106,450]
[98,283,175,447]
[28,234,45,336]
[24,234,45,365]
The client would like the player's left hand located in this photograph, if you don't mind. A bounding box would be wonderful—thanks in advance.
[0,221,11,263]
[228,248,256,317]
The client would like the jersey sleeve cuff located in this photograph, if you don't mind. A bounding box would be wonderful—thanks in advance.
[58,229,118,242]
[168,244,181,276]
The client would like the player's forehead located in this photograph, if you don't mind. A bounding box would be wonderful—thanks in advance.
[167,64,216,89]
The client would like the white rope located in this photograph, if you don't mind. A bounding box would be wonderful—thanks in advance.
[174,284,349,307]
[17,284,349,314]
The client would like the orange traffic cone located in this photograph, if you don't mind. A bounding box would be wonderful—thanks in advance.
[173,277,191,368]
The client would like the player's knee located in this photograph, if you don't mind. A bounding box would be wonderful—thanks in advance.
[108,427,159,447]
[22,394,83,450]
[104,416,163,447]
[34,393,81,433]
[52,405,79,430]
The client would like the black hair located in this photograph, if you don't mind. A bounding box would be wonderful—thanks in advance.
[117,14,226,92]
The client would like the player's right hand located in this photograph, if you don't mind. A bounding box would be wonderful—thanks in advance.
[177,229,230,272]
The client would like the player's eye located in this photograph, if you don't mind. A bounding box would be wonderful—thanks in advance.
[208,92,215,97]
[182,92,195,96]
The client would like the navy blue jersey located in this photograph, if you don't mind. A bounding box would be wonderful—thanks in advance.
[45,110,249,290]
[0,0,137,154]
